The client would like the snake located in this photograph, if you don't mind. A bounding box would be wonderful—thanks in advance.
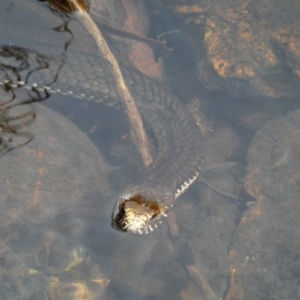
[0,42,204,234]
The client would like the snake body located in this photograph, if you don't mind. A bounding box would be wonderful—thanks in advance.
[0,43,204,234]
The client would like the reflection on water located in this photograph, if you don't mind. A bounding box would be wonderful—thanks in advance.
[0,104,35,156]
[0,0,300,299]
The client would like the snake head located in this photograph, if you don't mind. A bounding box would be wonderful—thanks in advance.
[111,184,174,234]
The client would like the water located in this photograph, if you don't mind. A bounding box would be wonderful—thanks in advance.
[0,0,300,299]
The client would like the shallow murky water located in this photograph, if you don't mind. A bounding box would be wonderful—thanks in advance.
[0,0,300,299]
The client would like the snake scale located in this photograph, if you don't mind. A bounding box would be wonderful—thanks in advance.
[0,42,204,234]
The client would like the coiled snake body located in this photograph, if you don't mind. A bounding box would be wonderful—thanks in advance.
[0,43,204,234]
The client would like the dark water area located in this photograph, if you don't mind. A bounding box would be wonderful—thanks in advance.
[0,0,300,299]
